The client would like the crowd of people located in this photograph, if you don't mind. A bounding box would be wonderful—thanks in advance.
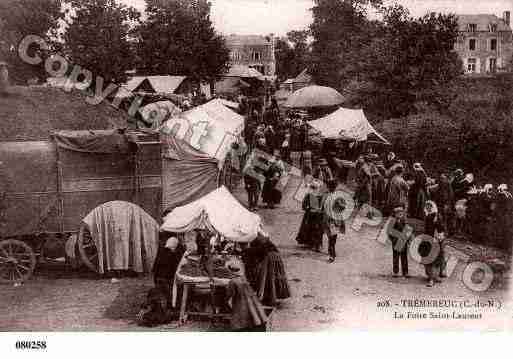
[352,151,513,251]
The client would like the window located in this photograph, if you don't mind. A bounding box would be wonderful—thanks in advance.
[469,38,476,51]
[489,58,497,73]
[252,51,261,61]
[490,38,497,51]
[468,23,477,32]
[467,58,477,73]
[490,24,497,32]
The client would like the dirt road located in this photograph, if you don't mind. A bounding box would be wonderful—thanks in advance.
[0,176,510,331]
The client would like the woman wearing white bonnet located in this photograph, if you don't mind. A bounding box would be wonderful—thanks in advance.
[165,236,179,250]
[153,233,186,310]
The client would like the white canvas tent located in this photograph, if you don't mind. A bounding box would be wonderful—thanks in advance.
[161,186,262,242]
[308,108,389,144]
[162,99,244,163]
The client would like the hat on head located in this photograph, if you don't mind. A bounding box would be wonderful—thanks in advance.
[309,180,321,190]
[464,173,474,183]
[364,153,378,161]
[394,206,405,214]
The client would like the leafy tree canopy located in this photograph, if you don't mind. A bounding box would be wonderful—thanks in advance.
[63,0,140,85]
[135,0,229,85]
[275,29,310,81]
[0,0,64,84]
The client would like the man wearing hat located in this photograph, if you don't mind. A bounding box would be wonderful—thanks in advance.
[386,165,409,216]
[387,206,411,278]
[313,157,334,190]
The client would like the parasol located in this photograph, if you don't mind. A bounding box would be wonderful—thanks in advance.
[283,85,345,109]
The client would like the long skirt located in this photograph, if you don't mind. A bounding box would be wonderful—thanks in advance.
[409,189,426,219]
[295,212,323,248]
[256,252,291,306]
[262,179,281,206]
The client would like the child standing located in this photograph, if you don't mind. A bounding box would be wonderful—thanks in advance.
[422,201,446,287]
[322,179,346,263]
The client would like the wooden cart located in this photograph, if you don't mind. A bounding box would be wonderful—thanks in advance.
[0,130,162,283]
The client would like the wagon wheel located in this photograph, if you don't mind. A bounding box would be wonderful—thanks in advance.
[0,239,37,284]
[77,225,99,273]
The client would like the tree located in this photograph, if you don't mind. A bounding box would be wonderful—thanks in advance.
[63,0,139,86]
[309,0,382,90]
[352,5,462,118]
[0,0,64,84]
[275,30,310,81]
[135,0,229,86]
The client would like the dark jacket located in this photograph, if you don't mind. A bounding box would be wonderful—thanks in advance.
[153,244,186,280]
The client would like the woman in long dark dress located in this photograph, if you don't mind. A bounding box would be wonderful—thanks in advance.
[408,163,428,219]
[261,151,284,208]
[242,232,291,307]
[295,180,324,251]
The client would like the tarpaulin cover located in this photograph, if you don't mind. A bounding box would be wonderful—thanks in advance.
[139,101,182,129]
[52,130,131,153]
[162,99,244,163]
[308,108,389,144]
[161,134,219,212]
[161,186,262,243]
[82,201,159,274]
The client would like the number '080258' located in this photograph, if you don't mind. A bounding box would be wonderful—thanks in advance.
[15,341,47,350]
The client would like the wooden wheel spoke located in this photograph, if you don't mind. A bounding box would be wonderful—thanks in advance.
[14,266,24,280]
[7,243,13,256]
[16,263,31,272]
[18,258,34,264]
[0,239,35,284]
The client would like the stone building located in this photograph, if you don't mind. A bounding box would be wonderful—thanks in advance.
[225,34,276,77]
[454,12,513,74]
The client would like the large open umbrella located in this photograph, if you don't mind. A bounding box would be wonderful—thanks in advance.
[283,85,345,109]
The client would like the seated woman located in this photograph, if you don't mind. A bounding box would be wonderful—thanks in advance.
[152,233,187,310]
[242,231,291,306]
[136,287,170,327]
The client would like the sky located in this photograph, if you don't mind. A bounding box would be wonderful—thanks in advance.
[122,0,513,36]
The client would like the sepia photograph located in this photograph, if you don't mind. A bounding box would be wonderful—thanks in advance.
[0,0,512,343]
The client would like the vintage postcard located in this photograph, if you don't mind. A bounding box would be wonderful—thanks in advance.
[0,0,512,346]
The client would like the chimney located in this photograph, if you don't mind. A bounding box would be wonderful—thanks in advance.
[504,11,511,27]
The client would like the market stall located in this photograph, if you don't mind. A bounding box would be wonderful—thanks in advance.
[160,186,265,324]
[308,107,390,184]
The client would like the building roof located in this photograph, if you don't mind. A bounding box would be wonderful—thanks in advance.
[226,65,265,80]
[225,34,272,46]
[0,86,128,141]
[124,76,188,94]
[294,68,312,83]
[457,14,511,32]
